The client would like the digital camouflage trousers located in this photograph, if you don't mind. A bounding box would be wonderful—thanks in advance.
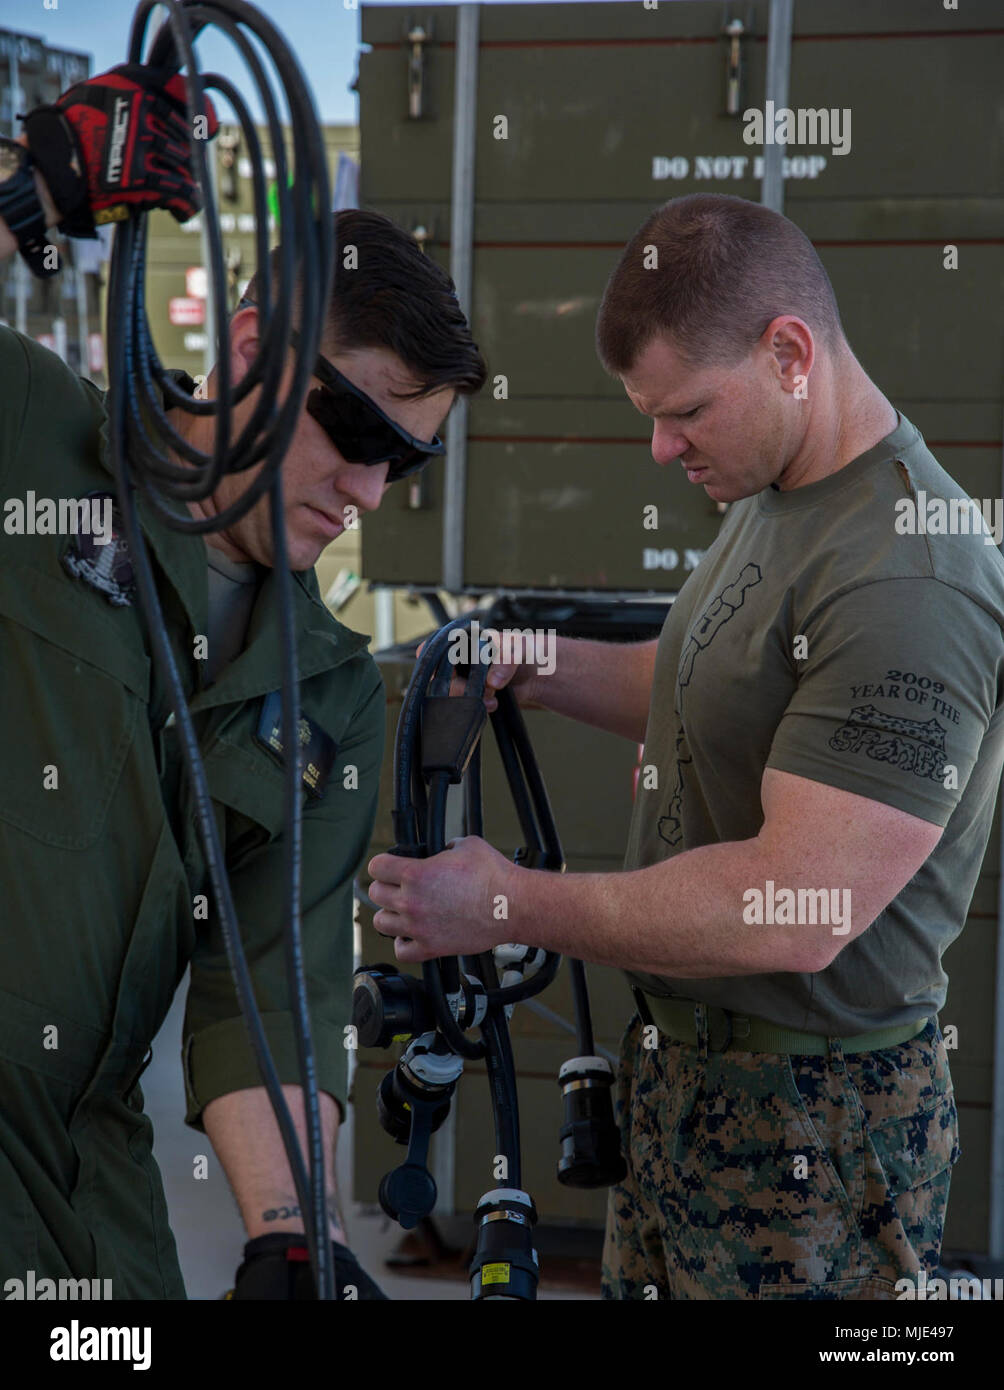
[601,1011,959,1299]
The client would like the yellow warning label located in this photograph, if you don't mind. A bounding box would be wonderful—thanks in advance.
[481,1263,510,1286]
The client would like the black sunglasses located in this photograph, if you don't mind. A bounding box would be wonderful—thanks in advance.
[237,297,446,483]
[307,353,446,483]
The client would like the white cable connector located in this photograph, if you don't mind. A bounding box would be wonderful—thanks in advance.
[494,942,532,967]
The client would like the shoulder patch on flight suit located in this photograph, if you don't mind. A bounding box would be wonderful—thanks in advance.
[253,690,338,798]
[61,490,135,607]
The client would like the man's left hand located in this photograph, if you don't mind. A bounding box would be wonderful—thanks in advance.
[367,836,516,962]
[228,1234,389,1300]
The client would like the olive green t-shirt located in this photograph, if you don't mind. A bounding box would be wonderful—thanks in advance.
[625,412,1004,1035]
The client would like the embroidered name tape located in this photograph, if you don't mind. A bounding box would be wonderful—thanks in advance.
[253,690,338,798]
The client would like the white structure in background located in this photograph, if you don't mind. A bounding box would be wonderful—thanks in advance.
[333,151,359,210]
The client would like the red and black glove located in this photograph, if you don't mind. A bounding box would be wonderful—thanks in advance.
[20,62,219,238]
[227,1233,391,1301]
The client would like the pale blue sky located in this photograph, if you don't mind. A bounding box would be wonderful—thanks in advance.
[0,0,630,125]
[1,0,363,124]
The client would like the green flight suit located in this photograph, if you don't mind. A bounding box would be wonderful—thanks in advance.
[0,327,385,1299]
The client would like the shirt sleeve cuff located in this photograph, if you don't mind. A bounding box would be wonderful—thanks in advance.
[765,746,957,827]
[182,1010,349,1131]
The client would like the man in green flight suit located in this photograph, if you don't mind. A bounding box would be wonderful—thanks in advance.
[0,64,486,1299]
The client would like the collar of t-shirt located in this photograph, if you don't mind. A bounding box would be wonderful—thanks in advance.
[203,539,262,683]
[761,412,917,511]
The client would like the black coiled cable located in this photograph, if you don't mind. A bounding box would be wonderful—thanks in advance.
[107,0,336,1299]
[390,618,599,1198]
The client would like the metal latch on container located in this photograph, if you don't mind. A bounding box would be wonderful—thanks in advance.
[407,24,430,119]
[722,18,746,116]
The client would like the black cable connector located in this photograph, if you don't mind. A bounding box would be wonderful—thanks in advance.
[556,1056,627,1189]
[469,1189,539,1301]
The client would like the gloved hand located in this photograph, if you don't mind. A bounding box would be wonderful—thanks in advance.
[226,1233,390,1300]
[20,62,219,238]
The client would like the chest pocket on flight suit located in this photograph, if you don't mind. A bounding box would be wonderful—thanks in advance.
[197,689,346,858]
[0,566,148,846]
[192,705,299,886]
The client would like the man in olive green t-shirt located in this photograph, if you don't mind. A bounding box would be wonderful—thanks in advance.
[368,194,1004,1299]
[623,405,1004,1040]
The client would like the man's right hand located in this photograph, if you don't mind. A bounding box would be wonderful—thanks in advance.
[416,629,654,742]
[480,655,541,713]
[20,63,218,238]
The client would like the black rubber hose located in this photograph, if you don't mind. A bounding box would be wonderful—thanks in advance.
[480,1007,521,1192]
[392,616,602,1187]
[463,732,483,837]
[425,771,460,998]
[567,958,595,1059]
[392,614,476,850]
[502,687,563,858]
[390,617,493,1058]
[488,696,541,852]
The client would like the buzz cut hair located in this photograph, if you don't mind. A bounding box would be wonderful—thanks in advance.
[595,193,846,376]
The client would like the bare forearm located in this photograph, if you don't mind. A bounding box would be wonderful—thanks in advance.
[0,138,61,264]
[528,636,658,742]
[509,838,825,978]
[203,1084,347,1243]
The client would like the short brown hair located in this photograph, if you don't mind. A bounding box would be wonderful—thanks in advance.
[595,194,844,375]
[245,209,487,402]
